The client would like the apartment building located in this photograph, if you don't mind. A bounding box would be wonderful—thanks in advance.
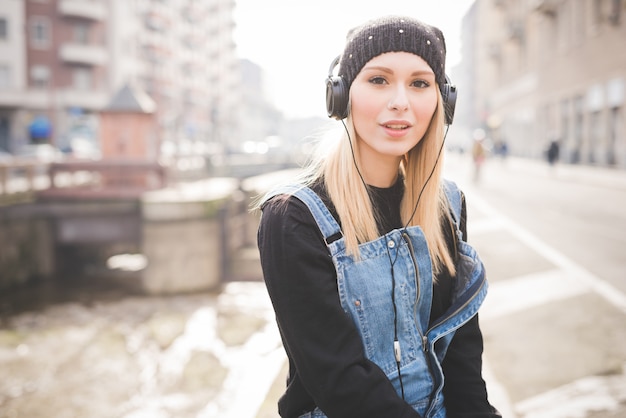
[0,0,240,158]
[0,1,32,152]
[458,0,626,167]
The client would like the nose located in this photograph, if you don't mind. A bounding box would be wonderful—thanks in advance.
[387,86,409,111]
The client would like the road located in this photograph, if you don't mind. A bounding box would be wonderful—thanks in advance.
[440,153,626,418]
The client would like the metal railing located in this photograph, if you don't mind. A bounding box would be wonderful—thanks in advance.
[0,158,167,202]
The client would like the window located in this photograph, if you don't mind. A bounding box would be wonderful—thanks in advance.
[572,96,584,163]
[606,107,621,164]
[31,17,51,48]
[74,23,89,44]
[0,18,7,40]
[593,0,603,24]
[0,65,10,88]
[30,65,50,89]
[560,99,570,146]
[556,2,571,51]
[609,0,622,25]
[571,0,585,46]
[73,68,91,90]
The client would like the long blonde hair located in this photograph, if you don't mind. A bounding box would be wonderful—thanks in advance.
[295,90,456,276]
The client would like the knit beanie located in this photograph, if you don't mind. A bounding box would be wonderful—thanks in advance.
[338,15,447,93]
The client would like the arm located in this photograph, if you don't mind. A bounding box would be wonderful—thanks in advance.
[441,315,501,417]
[258,196,422,418]
[442,193,502,417]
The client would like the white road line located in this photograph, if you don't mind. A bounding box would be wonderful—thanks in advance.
[464,191,626,418]
[468,218,505,235]
[468,192,626,315]
[514,364,626,418]
[480,268,590,320]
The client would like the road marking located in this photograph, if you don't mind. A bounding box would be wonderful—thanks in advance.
[514,364,626,418]
[480,268,590,320]
[469,192,626,315]
[469,218,505,235]
[463,189,626,417]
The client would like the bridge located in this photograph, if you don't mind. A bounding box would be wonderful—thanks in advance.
[0,156,299,294]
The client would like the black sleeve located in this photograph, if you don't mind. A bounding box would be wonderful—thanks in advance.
[442,192,502,417]
[258,196,422,418]
[442,315,501,417]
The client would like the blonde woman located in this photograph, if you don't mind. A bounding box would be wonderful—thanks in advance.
[257,15,501,418]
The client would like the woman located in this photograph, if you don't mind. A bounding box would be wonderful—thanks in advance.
[256,15,501,418]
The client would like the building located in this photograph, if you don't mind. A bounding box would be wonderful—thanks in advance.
[457,0,626,167]
[0,0,240,159]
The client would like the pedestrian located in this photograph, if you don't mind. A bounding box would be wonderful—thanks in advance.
[471,130,487,183]
[547,139,560,166]
[256,15,501,418]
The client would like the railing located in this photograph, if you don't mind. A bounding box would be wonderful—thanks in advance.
[0,158,167,202]
[42,159,167,199]
[0,159,51,202]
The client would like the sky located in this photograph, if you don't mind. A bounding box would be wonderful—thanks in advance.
[233,0,475,119]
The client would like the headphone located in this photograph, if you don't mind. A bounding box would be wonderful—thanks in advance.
[325,55,458,125]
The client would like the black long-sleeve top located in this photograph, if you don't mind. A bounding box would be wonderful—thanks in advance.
[257,178,500,418]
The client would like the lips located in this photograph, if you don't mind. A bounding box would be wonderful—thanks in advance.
[384,124,410,130]
[381,120,412,131]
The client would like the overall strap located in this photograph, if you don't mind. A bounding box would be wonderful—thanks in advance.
[442,179,463,230]
[263,184,343,246]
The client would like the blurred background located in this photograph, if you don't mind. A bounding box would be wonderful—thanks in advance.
[0,0,625,417]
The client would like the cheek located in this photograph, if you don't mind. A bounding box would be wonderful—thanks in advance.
[350,90,380,125]
[411,93,438,120]
[350,93,381,135]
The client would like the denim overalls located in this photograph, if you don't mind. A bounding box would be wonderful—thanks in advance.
[266,180,488,418]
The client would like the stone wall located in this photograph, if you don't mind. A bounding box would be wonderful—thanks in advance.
[0,214,54,289]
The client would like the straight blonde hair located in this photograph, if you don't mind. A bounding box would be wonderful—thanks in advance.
[295,91,456,276]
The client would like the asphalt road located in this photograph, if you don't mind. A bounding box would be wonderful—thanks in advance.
[441,153,626,418]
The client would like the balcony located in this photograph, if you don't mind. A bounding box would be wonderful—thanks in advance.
[59,43,108,66]
[493,0,507,8]
[57,88,108,110]
[58,0,107,21]
[532,0,558,17]
[506,21,525,43]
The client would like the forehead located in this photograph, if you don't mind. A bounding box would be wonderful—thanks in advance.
[361,52,434,74]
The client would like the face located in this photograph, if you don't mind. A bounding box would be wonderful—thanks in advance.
[349,52,438,178]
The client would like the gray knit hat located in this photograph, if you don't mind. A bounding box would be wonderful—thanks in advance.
[338,15,447,93]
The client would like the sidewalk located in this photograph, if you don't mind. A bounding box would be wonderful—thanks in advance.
[452,153,626,191]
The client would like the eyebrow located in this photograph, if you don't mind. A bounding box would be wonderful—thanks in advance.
[362,65,435,77]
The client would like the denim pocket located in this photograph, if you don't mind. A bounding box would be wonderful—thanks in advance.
[298,407,327,418]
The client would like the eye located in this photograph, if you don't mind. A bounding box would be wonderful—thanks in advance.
[368,76,387,85]
[411,80,430,88]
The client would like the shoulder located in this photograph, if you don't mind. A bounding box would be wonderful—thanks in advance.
[260,180,338,225]
[260,189,314,227]
[442,178,463,201]
[258,186,330,260]
[442,179,465,220]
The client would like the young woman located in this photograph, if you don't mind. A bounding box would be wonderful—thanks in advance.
[256,15,501,418]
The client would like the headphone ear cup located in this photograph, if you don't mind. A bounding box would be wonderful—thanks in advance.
[442,77,457,126]
[326,75,349,120]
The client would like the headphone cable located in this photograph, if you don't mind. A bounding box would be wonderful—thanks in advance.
[341,119,450,401]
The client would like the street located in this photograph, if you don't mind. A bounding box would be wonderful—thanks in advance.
[1,153,626,418]
[441,153,626,418]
